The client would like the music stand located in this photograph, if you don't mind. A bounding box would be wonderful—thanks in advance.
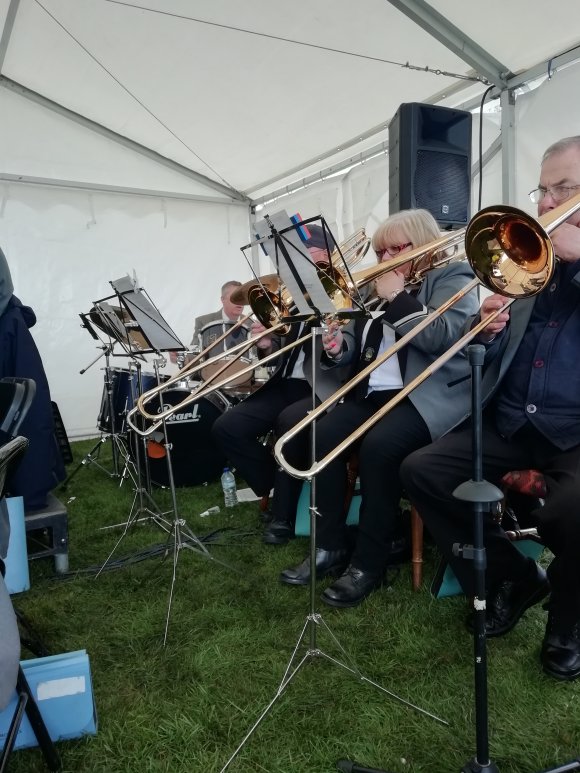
[62,302,148,489]
[97,276,235,644]
[220,215,446,772]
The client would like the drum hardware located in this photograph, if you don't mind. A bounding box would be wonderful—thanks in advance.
[61,341,138,490]
[91,279,238,644]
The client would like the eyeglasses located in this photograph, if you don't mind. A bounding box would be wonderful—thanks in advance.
[528,185,580,204]
[375,242,412,259]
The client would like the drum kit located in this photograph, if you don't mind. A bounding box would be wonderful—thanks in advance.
[71,296,273,493]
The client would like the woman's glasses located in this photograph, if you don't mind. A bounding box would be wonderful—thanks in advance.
[375,242,412,260]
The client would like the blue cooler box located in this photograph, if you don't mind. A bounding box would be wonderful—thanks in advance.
[0,650,97,749]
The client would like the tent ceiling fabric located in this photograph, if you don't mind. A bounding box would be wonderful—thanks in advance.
[1,0,579,200]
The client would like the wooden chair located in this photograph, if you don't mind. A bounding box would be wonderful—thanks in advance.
[410,469,545,591]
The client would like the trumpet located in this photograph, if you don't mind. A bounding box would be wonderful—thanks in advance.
[273,193,580,480]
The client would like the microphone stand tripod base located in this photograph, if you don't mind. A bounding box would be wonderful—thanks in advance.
[461,759,500,773]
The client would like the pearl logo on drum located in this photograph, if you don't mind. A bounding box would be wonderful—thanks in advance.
[162,403,201,424]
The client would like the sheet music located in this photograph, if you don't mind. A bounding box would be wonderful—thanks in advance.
[254,211,336,316]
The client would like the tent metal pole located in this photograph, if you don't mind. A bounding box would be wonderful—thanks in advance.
[500,90,516,205]
[0,0,20,73]
[0,172,247,206]
[0,75,248,202]
[385,0,510,88]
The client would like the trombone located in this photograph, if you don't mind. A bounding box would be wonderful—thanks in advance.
[126,228,372,435]
[273,193,580,480]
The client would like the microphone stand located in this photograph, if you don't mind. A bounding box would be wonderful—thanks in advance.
[452,345,502,773]
[337,344,502,773]
[337,344,579,773]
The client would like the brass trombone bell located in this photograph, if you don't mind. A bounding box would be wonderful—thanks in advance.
[229,274,280,306]
[466,206,553,297]
[329,228,371,272]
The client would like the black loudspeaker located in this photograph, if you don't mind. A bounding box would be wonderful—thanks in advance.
[388,102,472,228]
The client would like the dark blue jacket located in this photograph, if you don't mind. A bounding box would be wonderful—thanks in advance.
[0,295,65,509]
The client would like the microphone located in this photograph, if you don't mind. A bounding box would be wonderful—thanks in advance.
[336,761,395,773]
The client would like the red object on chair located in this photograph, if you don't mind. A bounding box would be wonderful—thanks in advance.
[500,469,547,498]
[409,468,546,591]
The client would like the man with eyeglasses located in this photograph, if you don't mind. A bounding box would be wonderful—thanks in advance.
[401,135,580,681]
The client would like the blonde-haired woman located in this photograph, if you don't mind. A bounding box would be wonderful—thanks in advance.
[280,208,479,606]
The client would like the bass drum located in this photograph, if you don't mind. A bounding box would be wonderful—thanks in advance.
[139,385,231,487]
[97,368,158,434]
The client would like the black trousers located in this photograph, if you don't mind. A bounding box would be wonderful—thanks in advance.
[312,393,430,574]
[400,415,580,623]
[211,379,317,520]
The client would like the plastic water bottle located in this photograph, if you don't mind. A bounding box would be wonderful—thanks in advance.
[221,468,238,508]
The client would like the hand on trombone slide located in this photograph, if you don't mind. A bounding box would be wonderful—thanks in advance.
[322,320,344,360]
[478,293,511,343]
[250,321,273,351]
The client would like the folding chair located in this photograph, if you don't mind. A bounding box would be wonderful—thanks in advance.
[0,379,36,442]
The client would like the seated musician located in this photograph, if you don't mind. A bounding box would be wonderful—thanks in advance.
[0,248,65,510]
[279,209,479,608]
[401,136,580,682]
[211,224,353,539]
[170,280,251,364]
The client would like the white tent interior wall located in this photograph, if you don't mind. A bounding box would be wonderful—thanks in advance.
[0,0,579,438]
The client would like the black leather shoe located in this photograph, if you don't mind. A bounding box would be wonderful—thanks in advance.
[467,563,550,638]
[321,564,383,608]
[263,520,294,545]
[279,548,349,586]
[259,508,273,524]
[541,614,580,681]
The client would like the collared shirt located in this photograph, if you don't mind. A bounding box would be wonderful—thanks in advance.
[494,260,580,450]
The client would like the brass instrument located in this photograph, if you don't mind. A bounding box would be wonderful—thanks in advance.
[273,193,580,480]
[127,229,373,434]
[247,227,371,334]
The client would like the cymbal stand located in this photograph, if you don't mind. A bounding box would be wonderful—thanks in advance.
[147,357,237,645]
[220,325,447,773]
[96,360,170,570]
[62,344,133,489]
[97,358,237,644]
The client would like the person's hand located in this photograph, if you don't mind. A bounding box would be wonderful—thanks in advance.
[478,294,510,342]
[375,269,405,301]
[251,321,273,350]
[169,351,179,364]
[322,320,343,359]
[549,222,580,263]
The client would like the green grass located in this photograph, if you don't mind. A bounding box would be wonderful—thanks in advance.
[8,439,580,773]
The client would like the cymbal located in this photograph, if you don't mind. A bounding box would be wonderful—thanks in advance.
[230,274,280,305]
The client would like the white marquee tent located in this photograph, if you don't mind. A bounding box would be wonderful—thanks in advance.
[1,0,579,437]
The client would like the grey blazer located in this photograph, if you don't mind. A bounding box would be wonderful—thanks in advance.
[340,262,480,440]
